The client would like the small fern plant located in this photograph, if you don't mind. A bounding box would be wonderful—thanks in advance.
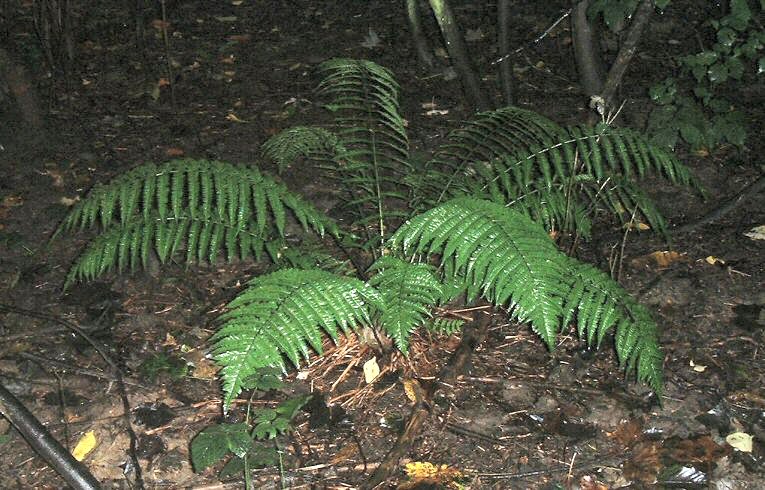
[53,58,694,415]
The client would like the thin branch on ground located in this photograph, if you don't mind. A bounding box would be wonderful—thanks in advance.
[362,303,494,489]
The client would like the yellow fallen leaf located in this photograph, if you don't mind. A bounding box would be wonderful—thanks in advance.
[363,357,380,384]
[226,113,247,123]
[72,431,97,461]
[743,225,765,241]
[705,255,725,265]
[631,250,686,270]
[725,432,753,452]
[690,359,707,373]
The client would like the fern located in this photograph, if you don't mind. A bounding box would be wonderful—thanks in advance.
[213,268,383,409]
[261,126,343,173]
[390,198,663,392]
[391,197,571,347]
[55,159,338,287]
[419,107,701,236]
[316,59,412,252]
[367,256,445,353]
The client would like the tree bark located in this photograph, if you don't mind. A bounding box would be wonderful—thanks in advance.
[428,0,491,111]
[406,0,435,70]
[0,46,44,130]
[497,0,514,106]
[0,383,101,490]
[599,0,654,111]
[571,0,606,98]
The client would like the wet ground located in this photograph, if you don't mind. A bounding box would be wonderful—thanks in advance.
[0,1,763,488]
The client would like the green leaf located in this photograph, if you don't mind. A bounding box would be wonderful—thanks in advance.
[190,423,252,472]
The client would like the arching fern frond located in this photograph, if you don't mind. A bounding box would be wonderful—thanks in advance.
[420,107,571,205]
[261,126,343,173]
[63,212,269,287]
[390,197,570,347]
[417,106,701,237]
[562,259,663,392]
[367,256,445,353]
[56,159,338,286]
[389,198,662,392]
[213,268,383,409]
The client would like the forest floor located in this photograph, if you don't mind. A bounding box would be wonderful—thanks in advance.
[0,1,763,488]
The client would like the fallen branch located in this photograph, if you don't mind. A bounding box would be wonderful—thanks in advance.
[0,382,101,489]
[363,304,494,489]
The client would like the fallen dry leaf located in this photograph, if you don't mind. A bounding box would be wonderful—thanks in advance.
[226,113,247,123]
[631,250,687,270]
[664,435,731,463]
[164,147,185,157]
[623,441,661,484]
[72,431,97,461]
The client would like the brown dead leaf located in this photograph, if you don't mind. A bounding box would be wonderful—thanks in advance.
[329,443,357,464]
[608,418,643,447]
[0,195,23,219]
[664,435,731,464]
[42,168,65,187]
[226,113,247,123]
[630,250,687,270]
[151,19,171,30]
[164,147,185,157]
[623,441,661,484]
[157,77,171,88]
[579,475,609,490]
[227,34,251,43]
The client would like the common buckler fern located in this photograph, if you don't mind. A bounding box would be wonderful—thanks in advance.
[55,58,696,411]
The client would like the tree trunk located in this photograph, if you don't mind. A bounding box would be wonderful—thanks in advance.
[497,0,514,106]
[0,383,101,490]
[0,46,44,130]
[599,0,654,112]
[406,0,435,70]
[571,0,606,98]
[428,0,491,111]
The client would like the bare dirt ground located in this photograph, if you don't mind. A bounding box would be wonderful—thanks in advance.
[0,1,763,488]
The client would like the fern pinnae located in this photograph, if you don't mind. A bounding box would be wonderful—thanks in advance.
[368,256,444,353]
[391,198,568,348]
[214,268,383,409]
[57,159,339,286]
[562,259,663,393]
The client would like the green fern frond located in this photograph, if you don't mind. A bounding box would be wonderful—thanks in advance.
[261,126,343,173]
[417,107,700,237]
[562,260,663,392]
[425,317,465,336]
[421,107,570,204]
[213,268,383,409]
[316,59,412,250]
[367,256,444,353]
[389,198,663,392]
[390,197,569,347]
[64,212,268,288]
[56,159,338,286]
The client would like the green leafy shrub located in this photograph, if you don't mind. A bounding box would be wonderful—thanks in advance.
[55,58,696,420]
[190,368,310,484]
[646,0,763,151]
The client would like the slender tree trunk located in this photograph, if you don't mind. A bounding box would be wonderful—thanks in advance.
[0,46,44,130]
[571,0,605,98]
[497,0,514,106]
[599,0,654,111]
[406,0,435,69]
[428,0,490,111]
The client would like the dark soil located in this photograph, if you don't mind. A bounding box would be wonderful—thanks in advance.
[0,1,763,489]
